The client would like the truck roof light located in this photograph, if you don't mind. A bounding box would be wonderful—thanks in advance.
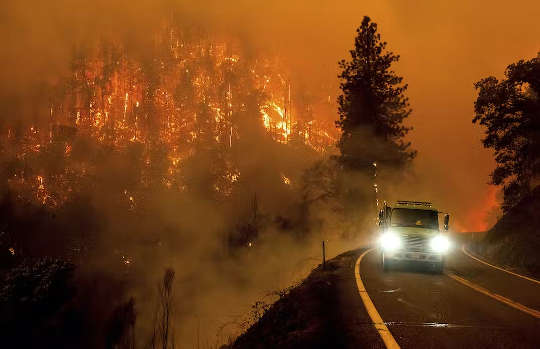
[396,200,432,207]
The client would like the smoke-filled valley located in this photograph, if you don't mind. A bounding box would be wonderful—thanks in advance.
[3,1,538,348]
[0,4,369,348]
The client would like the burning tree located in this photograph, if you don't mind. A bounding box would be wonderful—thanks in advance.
[0,22,338,213]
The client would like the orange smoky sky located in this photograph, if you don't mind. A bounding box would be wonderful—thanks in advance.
[2,0,539,231]
[207,0,539,231]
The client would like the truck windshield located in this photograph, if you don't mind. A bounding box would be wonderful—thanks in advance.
[391,208,439,229]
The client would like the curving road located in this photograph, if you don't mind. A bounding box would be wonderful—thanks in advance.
[356,245,540,348]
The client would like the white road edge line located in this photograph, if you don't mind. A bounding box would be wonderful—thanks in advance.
[355,248,400,349]
[462,245,540,285]
[445,272,540,318]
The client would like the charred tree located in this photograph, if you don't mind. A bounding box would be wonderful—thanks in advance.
[151,268,176,349]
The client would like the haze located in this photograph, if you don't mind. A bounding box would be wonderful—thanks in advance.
[2,0,540,230]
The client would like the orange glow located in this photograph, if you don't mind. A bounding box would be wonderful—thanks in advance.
[281,174,291,186]
[460,186,500,232]
[1,29,337,209]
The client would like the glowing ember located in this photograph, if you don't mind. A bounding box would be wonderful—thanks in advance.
[281,174,291,185]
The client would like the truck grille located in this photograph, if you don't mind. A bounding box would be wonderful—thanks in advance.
[403,235,428,251]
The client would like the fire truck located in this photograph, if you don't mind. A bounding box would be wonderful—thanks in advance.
[377,201,451,273]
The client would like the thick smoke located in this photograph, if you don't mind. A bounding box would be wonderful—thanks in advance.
[3,0,539,229]
[1,1,539,346]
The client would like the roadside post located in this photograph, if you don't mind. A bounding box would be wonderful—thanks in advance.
[322,240,326,269]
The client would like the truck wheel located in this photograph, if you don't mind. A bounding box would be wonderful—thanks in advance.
[434,261,444,274]
[382,254,390,272]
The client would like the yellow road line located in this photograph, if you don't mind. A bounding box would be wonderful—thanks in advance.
[461,245,540,285]
[446,272,540,318]
[355,248,400,349]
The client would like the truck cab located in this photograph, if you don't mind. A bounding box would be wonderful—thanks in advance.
[378,201,451,273]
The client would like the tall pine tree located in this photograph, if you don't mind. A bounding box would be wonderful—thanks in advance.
[337,16,415,171]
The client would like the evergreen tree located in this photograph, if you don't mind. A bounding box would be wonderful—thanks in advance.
[336,16,415,170]
[473,53,540,211]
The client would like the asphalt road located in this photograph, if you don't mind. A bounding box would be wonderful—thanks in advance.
[358,246,540,348]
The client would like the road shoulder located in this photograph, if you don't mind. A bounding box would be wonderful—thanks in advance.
[230,248,384,349]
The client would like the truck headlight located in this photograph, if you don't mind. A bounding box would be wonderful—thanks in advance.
[379,231,402,251]
[430,235,450,253]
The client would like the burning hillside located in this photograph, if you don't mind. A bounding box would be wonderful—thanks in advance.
[1,24,337,210]
[0,21,344,347]
[0,5,386,348]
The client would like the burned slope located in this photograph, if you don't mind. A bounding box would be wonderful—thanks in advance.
[229,249,382,349]
[472,186,540,278]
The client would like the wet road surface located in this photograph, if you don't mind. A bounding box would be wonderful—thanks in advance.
[358,246,540,348]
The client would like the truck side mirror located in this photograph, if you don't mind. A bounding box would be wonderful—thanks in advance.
[444,214,450,231]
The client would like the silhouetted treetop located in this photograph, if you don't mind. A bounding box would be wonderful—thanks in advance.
[474,52,540,210]
[336,16,415,170]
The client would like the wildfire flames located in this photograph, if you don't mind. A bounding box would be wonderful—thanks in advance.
[1,27,337,209]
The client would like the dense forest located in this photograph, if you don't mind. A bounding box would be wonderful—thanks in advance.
[0,10,413,348]
[0,19,346,348]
